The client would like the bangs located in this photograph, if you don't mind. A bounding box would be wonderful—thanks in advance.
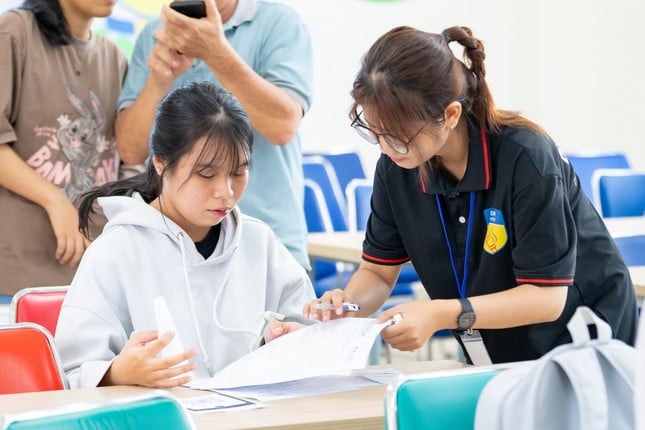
[192,133,251,175]
[351,71,429,140]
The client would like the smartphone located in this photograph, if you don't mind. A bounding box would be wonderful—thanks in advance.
[169,0,206,19]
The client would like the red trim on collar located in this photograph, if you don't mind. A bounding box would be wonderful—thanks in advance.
[419,171,426,193]
[480,126,491,189]
[362,252,410,265]
[515,277,574,285]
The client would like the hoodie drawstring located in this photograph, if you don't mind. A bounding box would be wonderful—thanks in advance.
[177,230,262,378]
[178,233,216,377]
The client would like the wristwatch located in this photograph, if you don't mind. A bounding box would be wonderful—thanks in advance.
[456,298,476,331]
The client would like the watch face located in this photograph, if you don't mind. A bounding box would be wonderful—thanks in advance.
[458,312,476,330]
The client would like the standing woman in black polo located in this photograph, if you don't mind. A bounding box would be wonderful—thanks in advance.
[304,25,637,363]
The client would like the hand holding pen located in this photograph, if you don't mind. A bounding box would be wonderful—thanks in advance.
[303,290,361,322]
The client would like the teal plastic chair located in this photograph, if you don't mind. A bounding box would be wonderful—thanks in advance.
[1,391,195,430]
[385,368,500,430]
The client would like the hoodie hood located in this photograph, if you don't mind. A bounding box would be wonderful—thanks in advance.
[99,193,241,267]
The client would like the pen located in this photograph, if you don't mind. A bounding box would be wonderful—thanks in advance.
[263,311,319,326]
[312,302,361,312]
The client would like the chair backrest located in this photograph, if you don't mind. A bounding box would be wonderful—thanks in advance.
[1,391,195,430]
[303,179,334,234]
[0,323,67,394]
[306,152,367,194]
[302,155,348,231]
[346,178,373,232]
[592,169,645,217]
[614,235,645,266]
[10,286,68,336]
[385,368,500,430]
[303,179,337,282]
[566,152,630,202]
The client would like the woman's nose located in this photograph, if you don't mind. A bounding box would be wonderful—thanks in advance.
[213,177,234,198]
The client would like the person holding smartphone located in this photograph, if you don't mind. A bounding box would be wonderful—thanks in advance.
[304,25,638,364]
[115,0,313,271]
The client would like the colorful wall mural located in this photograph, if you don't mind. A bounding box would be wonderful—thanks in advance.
[93,1,167,59]
[0,0,166,60]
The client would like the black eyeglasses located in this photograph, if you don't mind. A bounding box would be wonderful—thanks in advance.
[351,112,428,155]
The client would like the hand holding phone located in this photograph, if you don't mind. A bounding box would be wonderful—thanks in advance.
[169,0,206,19]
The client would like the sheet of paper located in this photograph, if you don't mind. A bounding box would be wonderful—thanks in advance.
[215,375,382,401]
[187,317,392,390]
[179,392,265,414]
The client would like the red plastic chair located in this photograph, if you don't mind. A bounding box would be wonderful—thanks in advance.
[0,323,67,394]
[10,286,68,336]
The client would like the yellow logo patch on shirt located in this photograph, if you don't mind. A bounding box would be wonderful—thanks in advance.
[483,208,507,254]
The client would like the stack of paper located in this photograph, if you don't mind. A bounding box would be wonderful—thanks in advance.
[187,317,394,392]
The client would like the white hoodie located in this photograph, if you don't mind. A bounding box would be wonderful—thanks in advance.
[55,193,315,388]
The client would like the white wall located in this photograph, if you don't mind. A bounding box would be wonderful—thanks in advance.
[281,0,645,175]
[3,0,643,174]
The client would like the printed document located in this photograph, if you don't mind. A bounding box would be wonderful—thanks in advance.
[187,317,392,390]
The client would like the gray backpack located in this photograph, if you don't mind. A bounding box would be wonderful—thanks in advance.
[475,306,635,430]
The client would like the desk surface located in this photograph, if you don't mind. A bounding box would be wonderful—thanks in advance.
[307,232,645,298]
[307,231,364,265]
[0,360,465,430]
[603,216,645,238]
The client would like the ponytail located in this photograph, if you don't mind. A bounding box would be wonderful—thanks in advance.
[78,166,161,238]
[441,25,543,134]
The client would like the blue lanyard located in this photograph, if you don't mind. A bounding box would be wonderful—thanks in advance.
[435,191,475,299]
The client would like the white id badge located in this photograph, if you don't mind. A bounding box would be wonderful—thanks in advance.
[459,329,492,366]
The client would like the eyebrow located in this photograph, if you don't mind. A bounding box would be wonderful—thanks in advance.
[195,161,250,171]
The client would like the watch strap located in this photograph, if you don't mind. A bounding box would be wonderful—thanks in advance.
[457,297,476,330]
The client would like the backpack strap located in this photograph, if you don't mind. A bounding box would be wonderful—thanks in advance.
[566,306,612,346]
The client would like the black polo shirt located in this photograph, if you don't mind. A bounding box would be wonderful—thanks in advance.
[363,124,637,363]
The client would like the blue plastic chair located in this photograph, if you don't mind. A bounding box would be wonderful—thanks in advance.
[592,169,645,217]
[566,152,630,202]
[306,151,367,196]
[302,155,348,232]
[614,235,645,266]
[346,178,373,233]
[303,179,350,296]
[385,368,500,430]
[345,178,420,285]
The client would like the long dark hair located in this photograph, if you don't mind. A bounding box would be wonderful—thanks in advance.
[20,0,73,46]
[350,25,543,148]
[78,82,254,238]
